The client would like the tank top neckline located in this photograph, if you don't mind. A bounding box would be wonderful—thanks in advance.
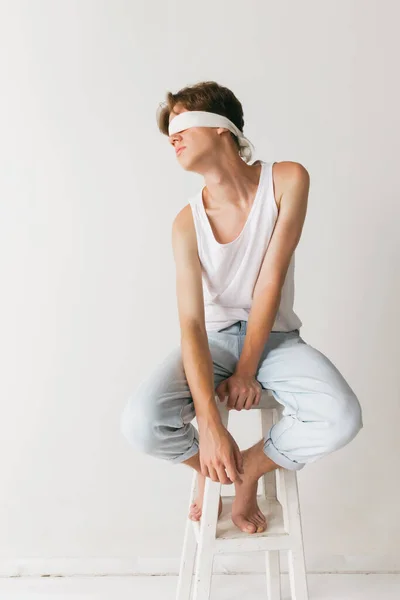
[196,160,267,249]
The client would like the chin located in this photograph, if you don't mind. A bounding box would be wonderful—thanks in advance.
[177,154,194,171]
[179,153,205,174]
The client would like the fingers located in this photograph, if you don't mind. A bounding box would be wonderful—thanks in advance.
[225,457,243,484]
[253,392,261,406]
[216,381,228,403]
[227,395,237,410]
[243,392,257,410]
[200,462,209,478]
[208,465,219,482]
[203,461,233,484]
[229,391,260,411]
[215,464,233,485]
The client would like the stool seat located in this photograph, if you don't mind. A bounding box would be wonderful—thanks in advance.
[176,389,309,600]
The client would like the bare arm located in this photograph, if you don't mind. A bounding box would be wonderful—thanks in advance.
[171,205,222,428]
[235,161,310,376]
[171,204,244,483]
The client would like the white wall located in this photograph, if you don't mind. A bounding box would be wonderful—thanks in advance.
[1,0,399,576]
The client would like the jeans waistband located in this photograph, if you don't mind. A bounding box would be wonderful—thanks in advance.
[217,320,247,334]
[217,320,300,336]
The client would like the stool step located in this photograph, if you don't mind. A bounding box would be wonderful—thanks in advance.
[191,495,285,542]
[215,495,284,540]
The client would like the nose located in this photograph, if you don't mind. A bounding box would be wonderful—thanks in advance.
[169,134,180,146]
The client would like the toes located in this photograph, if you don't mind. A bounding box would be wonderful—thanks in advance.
[189,503,202,521]
[235,515,257,533]
[255,513,266,526]
[250,514,266,532]
[251,517,263,531]
[189,512,201,521]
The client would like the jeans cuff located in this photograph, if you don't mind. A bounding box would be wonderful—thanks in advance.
[169,434,200,465]
[263,437,306,471]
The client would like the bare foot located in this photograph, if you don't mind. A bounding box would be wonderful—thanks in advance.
[188,472,223,521]
[231,446,267,534]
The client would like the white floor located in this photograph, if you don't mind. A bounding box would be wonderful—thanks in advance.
[0,574,399,599]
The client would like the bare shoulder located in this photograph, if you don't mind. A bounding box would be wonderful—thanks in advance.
[273,160,309,182]
[171,203,198,256]
[272,161,310,210]
[171,203,205,330]
[172,202,194,230]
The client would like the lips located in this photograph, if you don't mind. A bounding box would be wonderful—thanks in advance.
[176,147,186,155]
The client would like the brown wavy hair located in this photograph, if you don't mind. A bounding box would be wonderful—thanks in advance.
[156,80,245,153]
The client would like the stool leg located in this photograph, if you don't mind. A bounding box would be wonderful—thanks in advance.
[287,549,308,600]
[176,470,198,600]
[259,406,281,598]
[192,476,220,600]
[176,518,197,600]
[265,550,281,599]
[284,471,309,600]
[259,407,278,499]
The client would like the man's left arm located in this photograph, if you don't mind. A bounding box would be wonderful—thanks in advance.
[235,161,310,377]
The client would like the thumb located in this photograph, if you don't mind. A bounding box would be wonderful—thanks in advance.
[216,381,227,402]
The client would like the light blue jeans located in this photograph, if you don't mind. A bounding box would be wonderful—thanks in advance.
[120,321,363,470]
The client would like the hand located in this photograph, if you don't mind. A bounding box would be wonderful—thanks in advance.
[198,421,244,484]
[216,373,262,411]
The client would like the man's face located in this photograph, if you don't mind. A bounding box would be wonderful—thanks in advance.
[168,105,219,169]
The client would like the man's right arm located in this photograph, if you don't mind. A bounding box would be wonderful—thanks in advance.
[171,205,222,429]
[171,205,244,484]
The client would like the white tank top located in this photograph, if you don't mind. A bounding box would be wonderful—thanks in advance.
[188,159,303,333]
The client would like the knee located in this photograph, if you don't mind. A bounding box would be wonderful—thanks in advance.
[119,392,160,456]
[327,392,363,450]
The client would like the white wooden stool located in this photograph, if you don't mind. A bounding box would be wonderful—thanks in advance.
[176,389,309,600]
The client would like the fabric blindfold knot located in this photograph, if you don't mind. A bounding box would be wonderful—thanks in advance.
[168,110,255,163]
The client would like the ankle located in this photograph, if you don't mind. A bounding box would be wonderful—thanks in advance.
[243,440,278,479]
[241,445,266,481]
[182,451,202,474]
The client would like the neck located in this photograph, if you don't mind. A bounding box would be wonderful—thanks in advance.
[201,159,262,211]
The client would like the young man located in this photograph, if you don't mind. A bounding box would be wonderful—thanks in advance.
[120,81,363,535]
